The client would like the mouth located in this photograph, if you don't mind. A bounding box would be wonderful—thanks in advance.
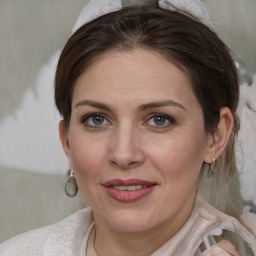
[111,185,148,191]
[103,179,157,202]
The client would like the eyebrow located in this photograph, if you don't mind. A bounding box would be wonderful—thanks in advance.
[138,100,187,112]
[74,99,186,112]
[74,100,112,111]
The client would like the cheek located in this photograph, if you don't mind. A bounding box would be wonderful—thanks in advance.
[69,133,107,179]
[147,133,206,183]
[68,135,108,205]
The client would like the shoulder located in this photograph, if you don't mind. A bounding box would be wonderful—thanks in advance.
[197,195,256,235]
[0,207,93,256]
[241,205,256,235]
[0,224,53,256]
[196,195,256,255]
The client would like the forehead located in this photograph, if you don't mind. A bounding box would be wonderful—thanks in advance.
[72,49,196,107]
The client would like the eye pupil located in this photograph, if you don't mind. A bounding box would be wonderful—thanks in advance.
[93,115,104,125]
[154,116,165,126]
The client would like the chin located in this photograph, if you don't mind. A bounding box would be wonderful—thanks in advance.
[97,207,167,233]
[110,217,153,233]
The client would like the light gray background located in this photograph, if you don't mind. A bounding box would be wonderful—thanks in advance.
[0,0,255,243]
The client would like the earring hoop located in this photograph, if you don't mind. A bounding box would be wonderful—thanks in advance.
[208,158,216,178]
[64,170,78,198]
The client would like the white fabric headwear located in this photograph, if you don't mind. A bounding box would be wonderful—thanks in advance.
[72,0,214,33]
[158,0,215,30]
[72,0,122,33]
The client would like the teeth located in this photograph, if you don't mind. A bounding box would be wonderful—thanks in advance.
[127,185,136,191]
[135,185,142,190]
[113,185,147,191]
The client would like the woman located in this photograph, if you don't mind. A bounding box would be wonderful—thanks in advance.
[0,0,255,255]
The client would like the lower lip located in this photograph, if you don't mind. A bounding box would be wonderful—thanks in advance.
[104,186,156,202]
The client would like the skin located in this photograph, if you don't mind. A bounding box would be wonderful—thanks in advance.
[217,240,240,256]
[203,241,240,256]
[60,49,234,256]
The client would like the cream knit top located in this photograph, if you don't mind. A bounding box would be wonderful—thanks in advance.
[0,195,255,256]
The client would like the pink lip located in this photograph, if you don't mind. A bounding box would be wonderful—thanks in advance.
[103,179,157,203]
[103,179,156,187]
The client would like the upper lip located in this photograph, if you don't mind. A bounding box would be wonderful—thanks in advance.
[103,179,157,187]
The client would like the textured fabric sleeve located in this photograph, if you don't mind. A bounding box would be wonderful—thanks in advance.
[241,206,256,235]
[0,208,93,256]
[0,225,53,256]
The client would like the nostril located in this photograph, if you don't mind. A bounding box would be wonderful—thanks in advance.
[110,159,142,169]
[108,134,145,169]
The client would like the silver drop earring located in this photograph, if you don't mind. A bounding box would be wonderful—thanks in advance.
[208,158,216,178]
[64,170,78,198]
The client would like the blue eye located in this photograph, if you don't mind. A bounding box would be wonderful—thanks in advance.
[153,115,166,126]
[82,113,110,127]
[147,114,175,127]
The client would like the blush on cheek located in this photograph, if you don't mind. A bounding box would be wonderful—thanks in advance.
[71,153,96,173]
[154,144,203,183]
[70,142,105,177]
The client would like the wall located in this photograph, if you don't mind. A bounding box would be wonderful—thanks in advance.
[0,0,255,243]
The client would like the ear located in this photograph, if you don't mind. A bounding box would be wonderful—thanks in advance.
[59,120,71,160]
[203,107,234,164]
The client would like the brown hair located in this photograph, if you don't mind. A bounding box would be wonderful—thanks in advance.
[55,4,239,130]
[55,3,241,213]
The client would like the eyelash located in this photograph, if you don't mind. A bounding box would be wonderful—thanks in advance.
[146,113,176,128]
[80,113,176,129]
[81,113,111,129]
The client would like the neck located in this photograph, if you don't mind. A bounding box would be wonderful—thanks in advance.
[93,194,196,256]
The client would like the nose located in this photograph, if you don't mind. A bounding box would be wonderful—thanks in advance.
[108,125,145,169]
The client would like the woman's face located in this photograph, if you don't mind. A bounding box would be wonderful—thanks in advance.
[61,49,214,234]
